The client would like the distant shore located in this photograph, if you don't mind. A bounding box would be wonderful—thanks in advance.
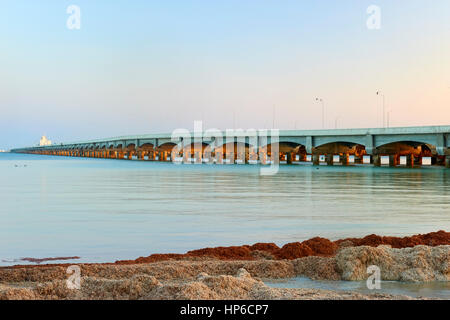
[1,231,449,300]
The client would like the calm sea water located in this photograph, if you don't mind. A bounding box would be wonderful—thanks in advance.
[0,153,449,266]
[265,277,450,299]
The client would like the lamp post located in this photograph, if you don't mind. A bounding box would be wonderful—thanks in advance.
[376,91,385,128]
[387,110,392,128]
[272,104,275,128]
[233,109,236,129]
[335,116,340,129]
[316,98,325,129]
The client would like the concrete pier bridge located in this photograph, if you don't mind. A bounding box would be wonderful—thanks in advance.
[11,125,450,168]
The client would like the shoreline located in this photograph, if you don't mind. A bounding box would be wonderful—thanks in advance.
[1,231,449,300]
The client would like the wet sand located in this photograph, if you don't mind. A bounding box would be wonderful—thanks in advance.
[1,231,449,300]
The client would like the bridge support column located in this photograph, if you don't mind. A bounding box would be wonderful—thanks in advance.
[341,154,348,165]
[406,154,413,167]
[445,156,450,168]
[373,155,381,167]
[414,156,422,166]
[312,154,319,165]
[326,154,333,166]
[286,153,292,164]
[195,151,201,164]
[272,152,279,165]
[216,152,222,164]
[389,155,397,167]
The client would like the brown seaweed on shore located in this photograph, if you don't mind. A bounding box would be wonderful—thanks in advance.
[115,230,449,265]
[335,230,450,248]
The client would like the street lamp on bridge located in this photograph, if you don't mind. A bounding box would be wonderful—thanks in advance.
[315,98,325,129]
[376,91,386,128]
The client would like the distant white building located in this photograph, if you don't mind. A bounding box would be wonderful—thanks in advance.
[39,135,52,146]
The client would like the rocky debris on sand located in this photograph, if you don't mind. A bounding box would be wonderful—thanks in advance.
[0,268,418,300]
[0,260,296,284]
[336,245,450,282]
[291,256,340,280]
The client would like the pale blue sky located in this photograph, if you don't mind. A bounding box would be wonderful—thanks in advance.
[1,1,450,149]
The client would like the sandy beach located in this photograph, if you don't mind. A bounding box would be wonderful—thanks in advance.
[1,231,449,300]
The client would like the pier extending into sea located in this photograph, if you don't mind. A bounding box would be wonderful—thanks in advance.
[11,125,450,167]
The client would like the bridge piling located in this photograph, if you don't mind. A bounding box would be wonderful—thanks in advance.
[286,153,292,164]
[373,155,381,167]
[406,155,413,167]
[389,155,397,167]
[341,154,348,165]
[312,154,319,166]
